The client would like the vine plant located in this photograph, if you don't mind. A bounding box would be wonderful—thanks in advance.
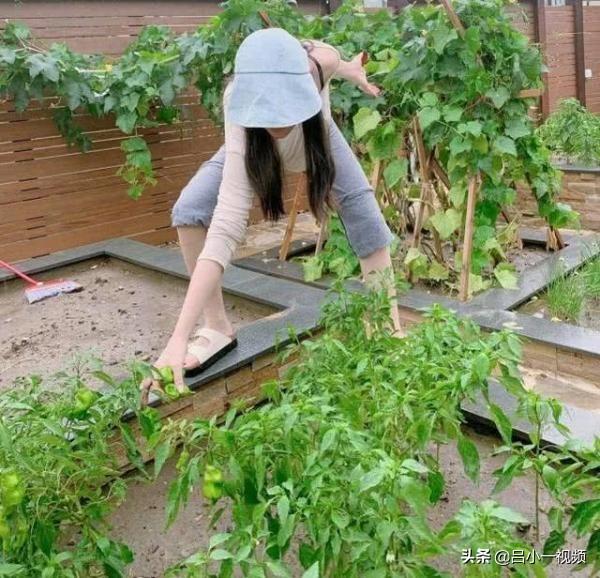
[0,0,577,289]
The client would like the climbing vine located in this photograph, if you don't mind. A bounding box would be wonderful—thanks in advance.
[0,0,577,289]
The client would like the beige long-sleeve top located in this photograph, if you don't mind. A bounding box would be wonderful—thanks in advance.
[198,41,341,270]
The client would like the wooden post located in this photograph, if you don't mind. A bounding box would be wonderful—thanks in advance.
[279,175,305,261]
[439,0,466,37]
[546,226,565,252]
[535,0,550,118]
[411,118,430,249]
[370,160,383,193]
[258,10,272,27]
[573,0,586,107]
[459,175,480,301]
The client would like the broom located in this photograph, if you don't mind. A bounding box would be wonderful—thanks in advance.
[0,259,83,304]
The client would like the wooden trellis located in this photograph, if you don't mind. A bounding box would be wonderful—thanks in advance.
[404,0,564,300]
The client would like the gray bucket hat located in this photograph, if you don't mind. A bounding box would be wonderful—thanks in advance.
[226,28,323,128]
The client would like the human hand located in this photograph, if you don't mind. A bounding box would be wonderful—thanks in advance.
[349,52,381,97]
[140,337,187,406]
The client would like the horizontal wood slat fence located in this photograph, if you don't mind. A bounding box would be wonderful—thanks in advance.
[0,1,598,262]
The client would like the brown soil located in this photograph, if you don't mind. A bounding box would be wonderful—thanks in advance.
[0,258,275,389]
[109,426,590,578]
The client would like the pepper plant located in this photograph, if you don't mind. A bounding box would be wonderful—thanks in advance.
[0,359,150,577]
[154,286,599,577]
[537,98,600,166]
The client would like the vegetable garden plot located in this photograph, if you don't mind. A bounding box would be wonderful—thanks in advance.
[0,257,275,389]
[0,285,599,576]
[107,428,586,578]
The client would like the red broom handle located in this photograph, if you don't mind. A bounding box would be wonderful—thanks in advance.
[0,260,41,286]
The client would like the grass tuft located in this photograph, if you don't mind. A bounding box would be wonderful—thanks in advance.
[546,270,585,322]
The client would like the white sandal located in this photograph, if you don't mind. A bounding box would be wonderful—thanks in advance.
[184,328,238,377]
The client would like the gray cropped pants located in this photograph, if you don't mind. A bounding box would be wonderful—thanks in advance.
[171,120,393,259]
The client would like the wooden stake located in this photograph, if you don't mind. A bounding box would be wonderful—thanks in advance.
[439,0,466,37]
[258,10,272,27]
[370,160,383,193]
[546,226,565,252]
[411,118,430,249]
[459,175,480,301]
[279,175,305,261]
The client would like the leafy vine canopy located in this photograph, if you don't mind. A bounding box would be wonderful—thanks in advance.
[0,0,577,285]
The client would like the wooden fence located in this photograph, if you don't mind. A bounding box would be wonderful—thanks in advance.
[535,1,600,115]
[0,1,598,262]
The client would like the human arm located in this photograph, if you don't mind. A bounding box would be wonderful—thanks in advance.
[307,40,380,97]
[141,95,254,399]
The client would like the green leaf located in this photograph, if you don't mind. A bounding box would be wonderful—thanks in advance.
[277,495,290,523]
[210,549,234,560]
[543,530,565,558]
[320,428,337,453]
[468,273,489,296]
[116,111,138,134]
[302,562,319,578]
[472,352,490,381]
[505,118,531,139]
[488,403,513,445]
[570,499,600,536]
[398,476,430,514]
[266,561,292,578]
[404,248,429,279]
[427,261,449,281]
[490,505,530,525]
[28,53,60,82]
[427,208,462,240]
[0,564,25,576]
[457,435,480,482]
[494,263,518,289]
[302,257,323,282]
[443,105,462,123]
[486,86,510,109]
[432,27,458,54]
[420,92,438,107]
[494,136,517,157]
[449,184,466,208]
[359,467,385,492]
[541,464,558,493]
[464,121,482,137]
[383,159,408,188]
[331,509,350,530]
[353,108,381,139]
[428,471,445,503]
[209,533,232,549]
[418,106,441,130]
[154,441,171,477]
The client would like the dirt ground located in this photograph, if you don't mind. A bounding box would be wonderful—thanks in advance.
[109,425,590,578]
[0,258,275,389]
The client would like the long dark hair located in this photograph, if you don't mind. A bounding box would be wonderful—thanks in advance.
[245,112,335,222]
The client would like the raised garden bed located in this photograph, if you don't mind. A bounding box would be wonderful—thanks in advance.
[108,426,586,577]
[234,227,600,445]
[0,257,275,389]
[2,236,599,576]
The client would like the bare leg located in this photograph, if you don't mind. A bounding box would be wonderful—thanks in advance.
[177,226,234,366]
[359,246,404,336]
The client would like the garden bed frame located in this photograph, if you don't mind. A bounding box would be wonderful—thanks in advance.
[1,229,599,455]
